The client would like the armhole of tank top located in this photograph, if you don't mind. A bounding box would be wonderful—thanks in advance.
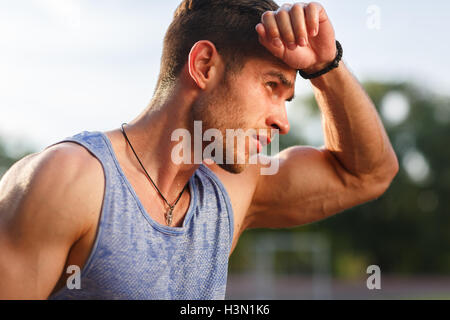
[45,136,110,279]
[198,165,235,250]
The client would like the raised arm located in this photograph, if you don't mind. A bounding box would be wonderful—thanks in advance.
[246,2,398,229]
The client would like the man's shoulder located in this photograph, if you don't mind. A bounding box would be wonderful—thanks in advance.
[28,141,104,191]
[0,142,106,298]
[31,142,105,208]
[0,141,105,234]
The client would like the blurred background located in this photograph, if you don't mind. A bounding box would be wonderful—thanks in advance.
[1,0,449,299]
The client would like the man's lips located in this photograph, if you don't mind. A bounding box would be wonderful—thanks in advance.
[256,134,271,146]
[253,134,271,152]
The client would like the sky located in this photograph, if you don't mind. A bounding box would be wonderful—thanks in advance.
[1,0,450,155]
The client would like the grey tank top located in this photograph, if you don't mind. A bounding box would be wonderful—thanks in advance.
[48,131,234,300]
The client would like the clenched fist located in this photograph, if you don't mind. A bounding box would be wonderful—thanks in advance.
[256,2,337,74]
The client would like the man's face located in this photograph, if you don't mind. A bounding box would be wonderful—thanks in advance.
[192,56,296,174]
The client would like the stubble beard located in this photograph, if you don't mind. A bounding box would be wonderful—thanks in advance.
[191,76,251,175]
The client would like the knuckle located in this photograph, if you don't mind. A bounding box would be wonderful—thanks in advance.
[279,10,288,17]
[262,11,274,21]
[290,5,305,22]
[276,9,289,19]
[290,6,303,17]
[309,2,322,10]
[292,3,305,11]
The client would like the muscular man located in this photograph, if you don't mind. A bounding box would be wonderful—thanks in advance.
[0,1,398,299]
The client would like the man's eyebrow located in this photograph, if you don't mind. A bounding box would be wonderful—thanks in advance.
[265,71,294,89]
[265,71,296,101]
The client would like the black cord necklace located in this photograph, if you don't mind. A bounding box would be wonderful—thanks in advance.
[120,123,187,226]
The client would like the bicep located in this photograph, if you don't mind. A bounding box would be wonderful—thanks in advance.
[247,146,382,229]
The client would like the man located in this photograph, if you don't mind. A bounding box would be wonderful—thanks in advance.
[0,0,398,299]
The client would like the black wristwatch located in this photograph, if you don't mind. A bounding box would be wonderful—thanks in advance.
[298,40,343,80]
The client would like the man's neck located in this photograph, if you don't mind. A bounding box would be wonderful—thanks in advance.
[124,94,200,202]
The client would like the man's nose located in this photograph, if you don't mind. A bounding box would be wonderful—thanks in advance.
[265,106,290,135]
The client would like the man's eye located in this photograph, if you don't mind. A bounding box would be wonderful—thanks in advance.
[266,82,278,89]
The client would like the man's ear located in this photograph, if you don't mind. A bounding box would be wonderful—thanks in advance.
[188,40,221,90]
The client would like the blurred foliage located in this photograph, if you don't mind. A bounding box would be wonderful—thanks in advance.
[0,137,35,179]
[1,139,22,178]
[230,80,450,277]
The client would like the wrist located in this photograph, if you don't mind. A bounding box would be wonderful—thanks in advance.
[298,41,343,80]
[309,61,345,87]
[303,59,335,74]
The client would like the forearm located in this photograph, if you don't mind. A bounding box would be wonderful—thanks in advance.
[310,62,398,178]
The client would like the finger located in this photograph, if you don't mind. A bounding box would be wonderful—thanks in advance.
[255,23,269,45]
[255,23,265,38]
[304,2,321,37]
[289,3,308,47]
[261,11,284,49]
[275,5,297,50]
[255,23,284,59]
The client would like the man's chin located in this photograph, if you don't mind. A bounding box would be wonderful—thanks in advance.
[217,162,248,174]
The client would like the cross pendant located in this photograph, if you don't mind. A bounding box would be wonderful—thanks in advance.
[165,207,174,226]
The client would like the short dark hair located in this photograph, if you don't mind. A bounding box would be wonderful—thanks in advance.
[155,0,279,94]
